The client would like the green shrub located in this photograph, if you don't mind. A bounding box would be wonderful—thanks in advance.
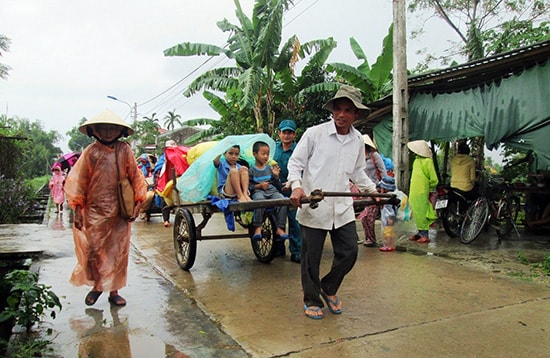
[517,250,529,264]
[1,337,53,358]
[0,175,35,224]
[26,176,49,194]
[0,270,62,333]
[531,254,550,276]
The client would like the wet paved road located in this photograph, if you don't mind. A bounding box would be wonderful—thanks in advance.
[1,208,549,357]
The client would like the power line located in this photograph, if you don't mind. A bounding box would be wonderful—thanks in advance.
[139,54,229,118]
[137,0,319,120]
[284,0,319,26]
[138,54,219,107]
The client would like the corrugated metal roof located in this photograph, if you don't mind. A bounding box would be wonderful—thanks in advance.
[356,40,550,133]
[408,40,550,93]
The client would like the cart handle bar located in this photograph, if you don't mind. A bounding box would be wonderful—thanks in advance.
[227,189,397,212]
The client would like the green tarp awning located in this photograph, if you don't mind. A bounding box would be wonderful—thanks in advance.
[374,60,550,170]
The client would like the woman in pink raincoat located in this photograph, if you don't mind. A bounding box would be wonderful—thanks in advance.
[64,110,147,307]
[49,164,65,213]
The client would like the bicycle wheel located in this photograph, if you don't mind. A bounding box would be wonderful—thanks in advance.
[495,195,520,238]
[460,197,489,244]
[441,200,461,238]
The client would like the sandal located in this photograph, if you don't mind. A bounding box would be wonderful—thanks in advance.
[304,305,324,320]
[108,294,127,306]
[85,290,102,306]
[379,246,395,252]
[276,233,290,242]
[417,236,430,243]
[320,292,343,314]
[363,239,377,247]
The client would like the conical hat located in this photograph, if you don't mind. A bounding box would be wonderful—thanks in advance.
[362,134,377,149]
[407,140,432,157]
[79,109,134,136]
[323,85,370,120]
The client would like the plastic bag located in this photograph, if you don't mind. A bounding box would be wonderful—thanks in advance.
[394,189,411,222]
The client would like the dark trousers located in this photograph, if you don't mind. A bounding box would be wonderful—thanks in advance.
[301,221,358,308]
[251,187,287,229]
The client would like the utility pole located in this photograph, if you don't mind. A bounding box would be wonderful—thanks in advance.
[392,0,410,192]
[132,102,138,123]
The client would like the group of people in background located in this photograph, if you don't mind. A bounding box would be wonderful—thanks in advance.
[138,140,176,227]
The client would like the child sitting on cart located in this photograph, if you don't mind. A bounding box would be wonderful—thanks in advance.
[213,144,252,203]
[249,141,290,241]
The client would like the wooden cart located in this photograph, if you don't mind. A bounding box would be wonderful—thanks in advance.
[170,187,398,271]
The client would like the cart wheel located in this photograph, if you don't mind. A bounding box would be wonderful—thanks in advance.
[248,211,277,263]
[173,208,197,271]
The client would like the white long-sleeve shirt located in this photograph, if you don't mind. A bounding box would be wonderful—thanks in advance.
[287,120,377,230]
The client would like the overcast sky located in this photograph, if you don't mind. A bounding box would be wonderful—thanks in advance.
[1,0,456,152]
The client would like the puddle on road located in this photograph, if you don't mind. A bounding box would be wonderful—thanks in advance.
[33,210,244,358]
[72,307,189,358]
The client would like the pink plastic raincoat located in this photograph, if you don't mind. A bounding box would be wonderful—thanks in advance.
[48,171,65,205]
[64,141,147,291]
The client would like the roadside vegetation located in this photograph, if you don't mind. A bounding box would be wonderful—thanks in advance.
[517,251,550,278]
[0,270,62,357]
[0,114,63,224]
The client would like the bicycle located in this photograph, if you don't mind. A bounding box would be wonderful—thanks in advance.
[438,185,478,238]
[460,174,521,244]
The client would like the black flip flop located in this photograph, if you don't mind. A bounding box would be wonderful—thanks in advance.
[85,290,102,306]
[108,294,127,306]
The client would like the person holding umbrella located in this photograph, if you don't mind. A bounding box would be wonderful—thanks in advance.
[49,164,65,214]
[54,152,81,173]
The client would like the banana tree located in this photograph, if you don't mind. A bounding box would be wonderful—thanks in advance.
[324,24,394,103]
[182,89,257,145]
[164,0,293,134]
[177,35,337,141]
[272,37,338,130]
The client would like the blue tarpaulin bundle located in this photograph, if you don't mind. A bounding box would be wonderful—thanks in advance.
[176,134,276,203]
